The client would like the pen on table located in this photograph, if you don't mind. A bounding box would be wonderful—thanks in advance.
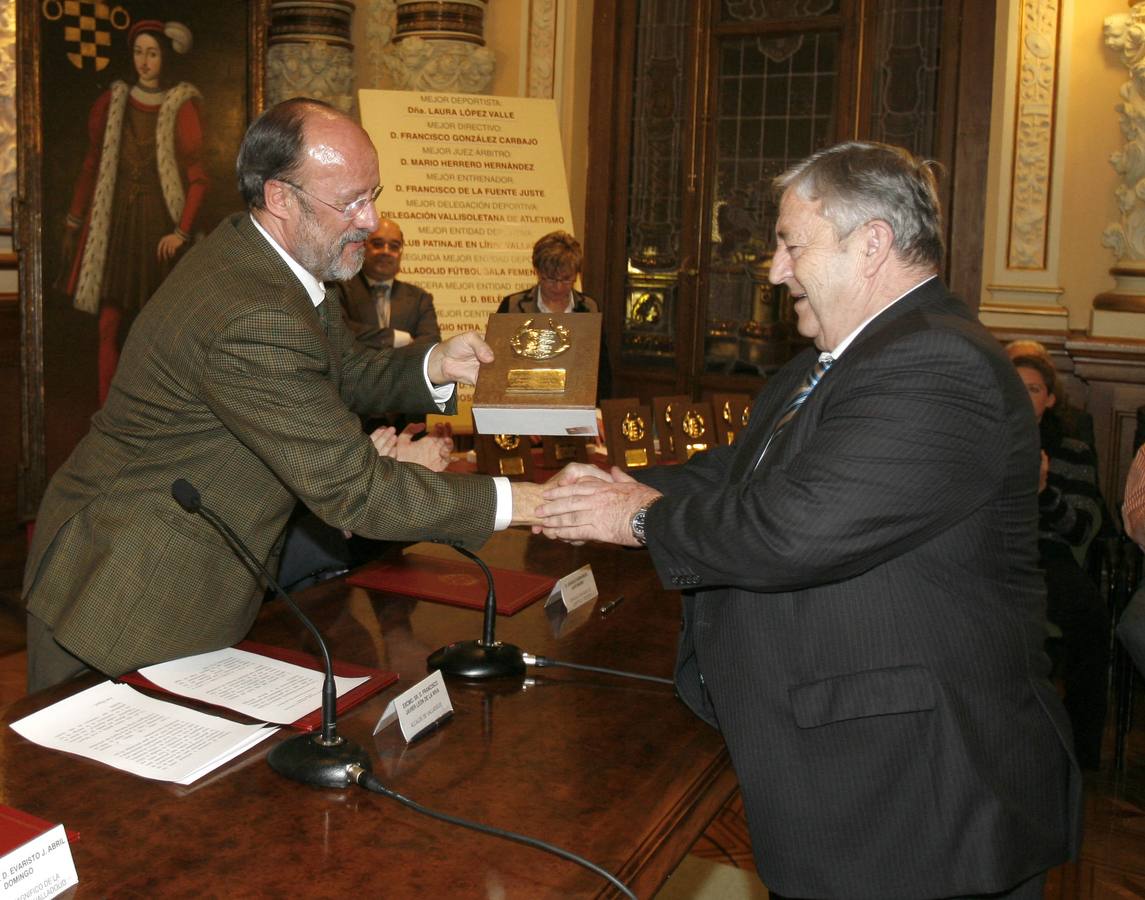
[599,595,625,616]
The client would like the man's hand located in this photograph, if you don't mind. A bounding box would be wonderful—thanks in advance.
[1038,450,1049,494]
[536,467,662,546]
[395,423,452,471]
[426,331,494,386]
[550,462,615,487]
[509,481,546,527]
[368,423,453,472]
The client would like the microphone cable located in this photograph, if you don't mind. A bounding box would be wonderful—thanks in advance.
[347,764,637,900]
[522,653,674,686]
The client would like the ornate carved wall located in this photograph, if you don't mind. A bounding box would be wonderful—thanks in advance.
[980,0,1068,332]
[266,1,356,111]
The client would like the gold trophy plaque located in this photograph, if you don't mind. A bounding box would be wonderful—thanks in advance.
[542,436,590,468]
[652,395,690,462]
[472,313,601,436]
[475,433,536,480]
[712,393,752,445]
[664,400,715,463]
[601,398,657,472]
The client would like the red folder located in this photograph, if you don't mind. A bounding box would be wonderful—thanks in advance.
[0,804,79,852]
[118,640,397,732]
[346,553,555,616]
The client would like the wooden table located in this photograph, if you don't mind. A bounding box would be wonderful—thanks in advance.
[0,530,737,898]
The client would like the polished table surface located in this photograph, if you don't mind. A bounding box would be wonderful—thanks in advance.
[1,530,736,899]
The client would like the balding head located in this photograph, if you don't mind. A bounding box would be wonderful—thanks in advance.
[236,97,364,211]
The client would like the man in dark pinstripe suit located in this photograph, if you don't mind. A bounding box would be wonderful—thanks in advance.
[536,143,1079,899]
[24,98,543,691]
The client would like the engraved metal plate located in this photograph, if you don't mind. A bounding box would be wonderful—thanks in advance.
[685,442,708,458]
[510,317,571,359]
[499,458,526,476]
[624,447,650,468]
[505,368,567,393]
[554,443,579,461]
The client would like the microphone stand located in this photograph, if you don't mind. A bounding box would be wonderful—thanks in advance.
[426,542,525,680]
[171,479,370,788]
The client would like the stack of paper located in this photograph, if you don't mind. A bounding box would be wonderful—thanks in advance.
[136,647,370,725]
[10,682,275,786]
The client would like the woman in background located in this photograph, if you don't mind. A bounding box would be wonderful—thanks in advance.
[63,19,207,405]
[498,230,610,399]
[1012,350,1110,769]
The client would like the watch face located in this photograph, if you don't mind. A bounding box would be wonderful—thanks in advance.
[632,508,647,543]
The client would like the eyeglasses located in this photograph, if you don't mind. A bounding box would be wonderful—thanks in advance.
[280,180,382,220]
[539,274,576,286]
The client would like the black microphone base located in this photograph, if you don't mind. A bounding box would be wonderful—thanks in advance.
[427,640,526,680]
[267,732,371,788]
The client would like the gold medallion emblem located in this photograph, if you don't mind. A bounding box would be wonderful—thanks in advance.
[621,412,646,443]
[683,409,706,439]
[510,317,571,360]
[494,434,521,451]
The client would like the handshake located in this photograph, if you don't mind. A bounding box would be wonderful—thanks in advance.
[508,463,662,547]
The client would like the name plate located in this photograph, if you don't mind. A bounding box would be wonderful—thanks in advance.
[0,813,78,900]
[373,670,454,743]
[545,564,598,613]
[506,368,566,394]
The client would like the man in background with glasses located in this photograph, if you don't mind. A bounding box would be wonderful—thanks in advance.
[338,216,440,352]
[23,97,544,691]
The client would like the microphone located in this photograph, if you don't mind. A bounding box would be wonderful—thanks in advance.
[170,478,370,788]
[425,541,525,680]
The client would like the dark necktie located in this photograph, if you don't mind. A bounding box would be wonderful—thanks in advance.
[371,282,391,328]
[317,285,338,334]
[755,352,834,468]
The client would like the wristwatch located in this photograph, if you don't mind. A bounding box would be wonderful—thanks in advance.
[631,500,658,545]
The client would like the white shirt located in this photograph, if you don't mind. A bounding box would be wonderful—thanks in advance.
[534,285,575,314]
[250,215,511,529]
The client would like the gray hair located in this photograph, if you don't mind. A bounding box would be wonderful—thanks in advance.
[774,141,944,269]
[236,97,341,210]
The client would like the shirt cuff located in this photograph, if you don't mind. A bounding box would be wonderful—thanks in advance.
[422,344,455,410]
[492,477,512,531]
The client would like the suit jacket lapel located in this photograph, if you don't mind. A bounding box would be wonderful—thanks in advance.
[728,346,817,481]
[234,214,339,377]
[729,278,951,481]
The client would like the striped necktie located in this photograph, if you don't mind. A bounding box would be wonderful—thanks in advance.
[755,352,834,468]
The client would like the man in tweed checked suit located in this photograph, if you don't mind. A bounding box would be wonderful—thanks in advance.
[534,142,1080,899]
[24,98,542,691]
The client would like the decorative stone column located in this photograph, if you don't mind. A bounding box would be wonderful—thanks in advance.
[266,1,356,112]
[978,0,1069,334]
[381,0,495,94]
[1098,2,1145,316]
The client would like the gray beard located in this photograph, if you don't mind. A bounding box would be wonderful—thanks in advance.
[295,209,369,281]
